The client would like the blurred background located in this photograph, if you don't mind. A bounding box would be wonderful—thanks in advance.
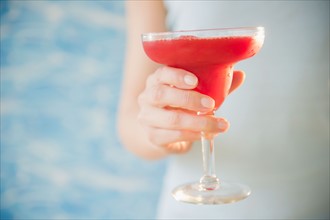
[1,1,166,219]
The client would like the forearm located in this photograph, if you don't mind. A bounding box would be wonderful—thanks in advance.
[117,0,170,160]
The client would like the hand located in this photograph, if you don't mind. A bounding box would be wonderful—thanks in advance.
[137,66,245,154]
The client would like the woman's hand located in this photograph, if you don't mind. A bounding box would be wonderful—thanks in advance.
[137,66,245,154]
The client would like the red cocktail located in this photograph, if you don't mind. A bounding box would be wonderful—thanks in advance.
[143,32,264,109]
[142,27,265,205]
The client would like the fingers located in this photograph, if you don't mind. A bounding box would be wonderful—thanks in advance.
[140,66,215,112]
[138,106,229,151]
[138,106,229,133]
[140,85,215,112]
[144,127,198,152]
[138,66,233,154]
[229,70,245,94]
[146,66,198,89]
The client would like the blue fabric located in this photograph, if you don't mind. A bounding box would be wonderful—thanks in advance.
[0,1,166,219]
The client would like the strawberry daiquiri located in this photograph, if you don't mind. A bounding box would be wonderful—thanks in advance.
[142,27,265,205]
[143,34,264,109]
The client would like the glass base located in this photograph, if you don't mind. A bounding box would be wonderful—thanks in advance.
[172,181,251,205]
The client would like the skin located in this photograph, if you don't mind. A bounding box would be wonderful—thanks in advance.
[117,0,245,160]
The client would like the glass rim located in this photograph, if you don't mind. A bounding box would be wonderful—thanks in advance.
[142,26,265,41]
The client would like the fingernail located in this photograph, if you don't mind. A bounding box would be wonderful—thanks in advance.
[184,75,197,86]
[201,97,215,108]
[218,120,227,129]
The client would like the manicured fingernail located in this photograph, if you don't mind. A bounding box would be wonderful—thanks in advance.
[184,75,197,86]
[201,97,215,108]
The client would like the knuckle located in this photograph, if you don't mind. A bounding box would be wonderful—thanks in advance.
[153,66,183,87]
[137,108,148,125]
[167,111,181,127]
[137,93,145,106]
[181,90,193,106]
[154,66,166,83]
[146,75,154,87]
[150,85,164,104]
[146,67,163,87]
[137,111,145,125]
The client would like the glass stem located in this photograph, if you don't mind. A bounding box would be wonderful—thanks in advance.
[198,111,220,191]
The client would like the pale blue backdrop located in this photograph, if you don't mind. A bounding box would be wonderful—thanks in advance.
[1,1,166,219]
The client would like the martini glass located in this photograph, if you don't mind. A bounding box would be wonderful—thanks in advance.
[142,27,265,205]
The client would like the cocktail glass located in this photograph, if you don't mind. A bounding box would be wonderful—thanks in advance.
[142,27,265,205]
